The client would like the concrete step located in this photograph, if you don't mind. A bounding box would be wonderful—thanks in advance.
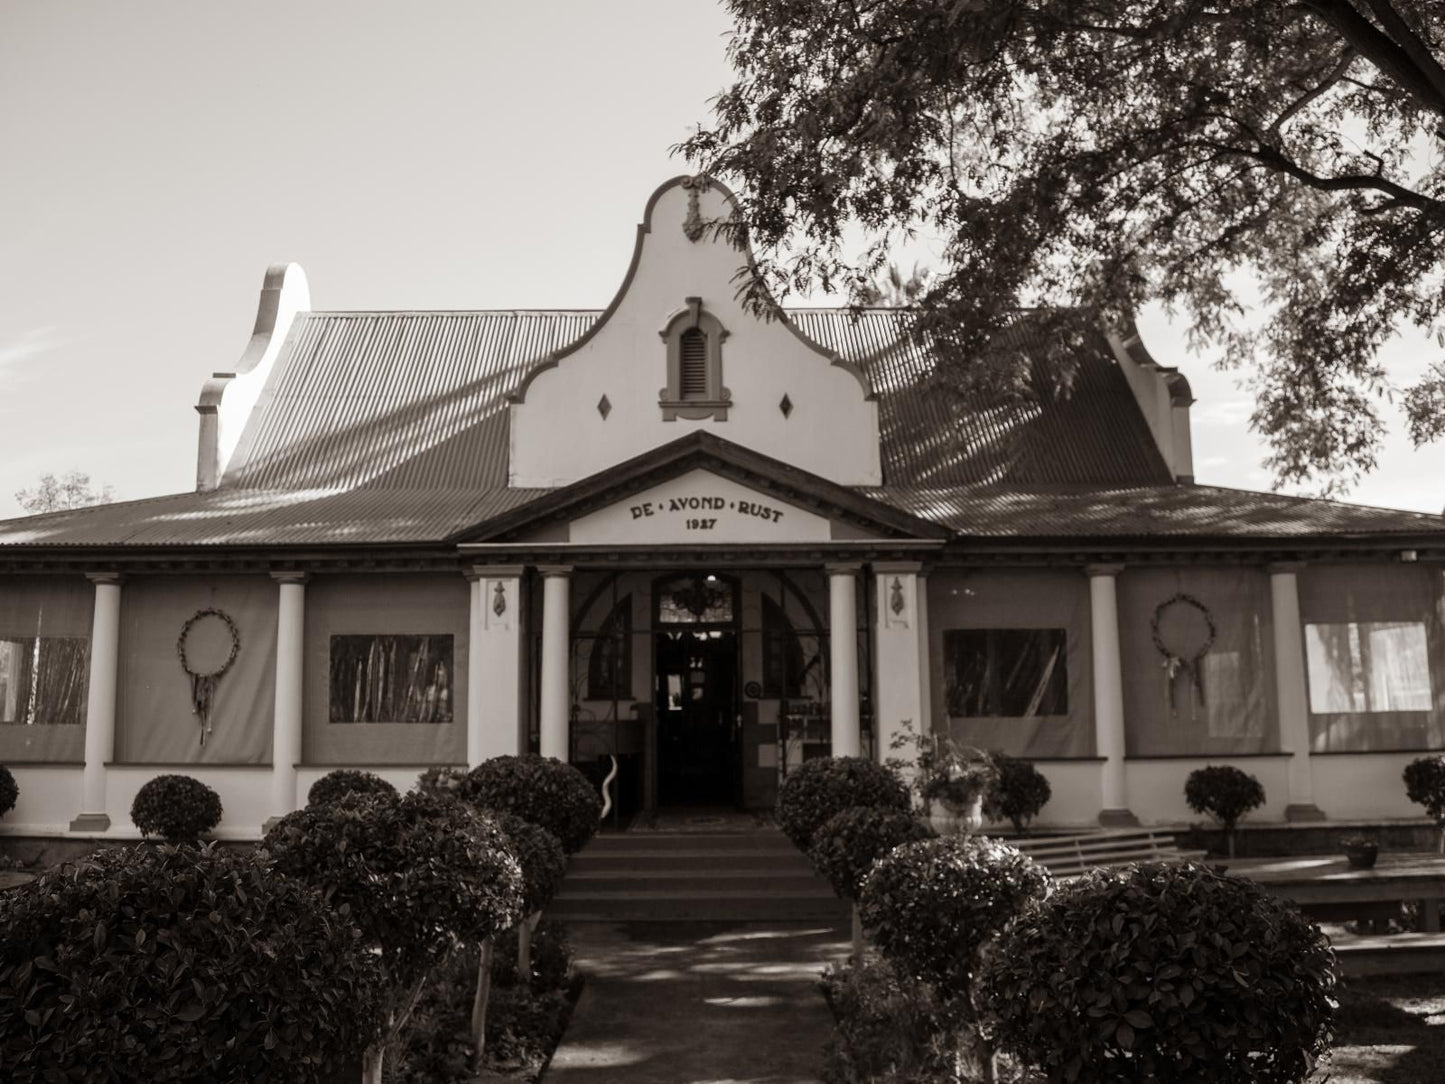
[1334,932,1445,977]
[565,868,825,893]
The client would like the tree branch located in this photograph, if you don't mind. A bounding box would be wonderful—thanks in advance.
[1207,136,1443,214]
[1359,0,1445,106]
[1297,0,1445,116]
[1269,48,1358,138]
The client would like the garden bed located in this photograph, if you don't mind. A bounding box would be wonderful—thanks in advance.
[392,920,583,1083]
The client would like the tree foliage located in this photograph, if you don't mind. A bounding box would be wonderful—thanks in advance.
[776,755,911,851]
[458,755,602,855]
[264,791,524,991]
[976,862,1337,1082]
[130,773,223,842]
[14,470,114,515]
[684,0,1445,492]
[0,843,383,1083]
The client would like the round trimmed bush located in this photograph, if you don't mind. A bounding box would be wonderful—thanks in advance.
[808,806,935,901]
[776,756,910,852]
[458,754,602,855]
[491,811,567,916]
[0,843,383,1083]
[976,862,1337,1083]
[130,773,222,841]
[1405,755,1445,827]
[1185,765,1265,855]
[0,764,16,819]
[306,768,398,807]
[266,790,524,989]
[982,753,1051,833]
[859,835,1049,998]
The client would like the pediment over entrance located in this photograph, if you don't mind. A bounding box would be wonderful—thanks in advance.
[453,431,947,547]
[569,469,830,544]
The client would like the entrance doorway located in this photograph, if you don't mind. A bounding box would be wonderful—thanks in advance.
[654,574,740,806]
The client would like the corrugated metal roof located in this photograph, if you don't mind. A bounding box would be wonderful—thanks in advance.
[791,309,1172,487]
[869,484,1445,538]
[2,308,1439,548]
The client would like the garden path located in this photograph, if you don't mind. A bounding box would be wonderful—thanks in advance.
[543,920,848,1083]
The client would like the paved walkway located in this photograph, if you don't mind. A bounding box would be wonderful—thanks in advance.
[544,921,849,1084]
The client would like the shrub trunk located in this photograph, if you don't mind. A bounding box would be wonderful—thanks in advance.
[851,903,864,966]
[471,937,495,1072]
[518,910,541,985]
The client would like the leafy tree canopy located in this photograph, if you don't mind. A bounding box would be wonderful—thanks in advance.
[683,0,1445,492]
[15,470,113,515]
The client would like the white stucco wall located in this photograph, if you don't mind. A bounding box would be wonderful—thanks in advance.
[510,179,881,487]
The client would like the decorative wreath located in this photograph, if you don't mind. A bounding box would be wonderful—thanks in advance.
[177,608,240,748]
[1150,593,1216,716]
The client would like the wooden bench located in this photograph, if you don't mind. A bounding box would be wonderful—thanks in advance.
[1007,829,1208,880]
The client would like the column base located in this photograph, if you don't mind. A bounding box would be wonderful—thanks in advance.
[1284,803,1327,822]
[68,812,111,833]
[1098,808,1140,828]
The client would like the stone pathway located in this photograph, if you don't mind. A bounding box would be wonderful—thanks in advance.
[544,920,849,1083]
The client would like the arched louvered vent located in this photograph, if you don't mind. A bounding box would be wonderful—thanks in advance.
[679,329,708,399]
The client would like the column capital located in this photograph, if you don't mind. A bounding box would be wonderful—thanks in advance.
[825,561,863,576]
[270,571,311,585]
[1267,561,1306,576]
[537,564,574,578]
[871,560,923,576]
[465,563,527,581]
[1085,563,1125,579]
[85,571,124,586]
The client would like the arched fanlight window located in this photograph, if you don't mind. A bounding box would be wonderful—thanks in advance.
[659,297,730,420]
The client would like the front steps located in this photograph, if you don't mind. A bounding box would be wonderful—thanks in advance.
[548,828,847,922]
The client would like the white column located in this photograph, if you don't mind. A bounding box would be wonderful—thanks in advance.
[270,572,307,822]
[1087,564,1137,826]
[468,565,525,766]
[538,566,572,762]
[873,562,925,765]
[72,572,122,832]
[828,562,862,758]
[1270,563,1324,820]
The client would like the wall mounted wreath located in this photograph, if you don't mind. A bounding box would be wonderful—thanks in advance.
[177,608,240,748]
[1150,593,1216,718]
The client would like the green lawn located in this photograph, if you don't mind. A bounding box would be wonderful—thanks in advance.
[1312,974,1445,1083]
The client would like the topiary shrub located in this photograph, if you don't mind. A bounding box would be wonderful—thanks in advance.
[1404,755,1445,853]
[417,765,469,797]
[976,862,1338,1083]
[1184,765,1265,857]
[458,754,602,855]
[776,756,910,852]
[0,764,16,819]
[982,753,1051,834]
[810,806,937,964]
[0,843,383,1083]
[859,835,1050,1000]
[306,768,398,807]
[265,790,525,1081]
[130,773,223,842]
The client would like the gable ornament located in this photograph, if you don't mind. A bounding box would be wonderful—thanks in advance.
[681,175,709,242]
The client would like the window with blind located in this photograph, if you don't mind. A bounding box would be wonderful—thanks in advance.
[679,329,708,399]
[1305,621,1433,713]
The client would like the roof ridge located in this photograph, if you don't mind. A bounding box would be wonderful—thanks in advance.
[1186,482,1442,520]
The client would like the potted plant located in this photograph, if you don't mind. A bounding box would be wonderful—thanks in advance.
[921,739,997,834]
[1340,834,1379,870]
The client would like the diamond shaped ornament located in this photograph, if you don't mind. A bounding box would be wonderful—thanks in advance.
[779,394,793,418]
[597,394,612,420]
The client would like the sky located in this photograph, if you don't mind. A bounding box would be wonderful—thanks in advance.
[2,0,1443,518]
